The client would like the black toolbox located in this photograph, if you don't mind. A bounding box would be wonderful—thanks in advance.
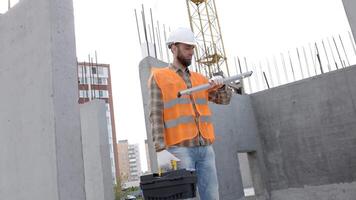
[140,169,197,200]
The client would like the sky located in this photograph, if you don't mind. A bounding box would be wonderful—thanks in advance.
[1,0,353,172]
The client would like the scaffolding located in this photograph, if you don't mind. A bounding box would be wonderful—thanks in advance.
[186,0,230,78]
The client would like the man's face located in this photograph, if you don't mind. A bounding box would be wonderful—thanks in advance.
[173,43,195,67]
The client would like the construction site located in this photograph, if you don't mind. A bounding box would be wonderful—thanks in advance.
[1,0,356,200]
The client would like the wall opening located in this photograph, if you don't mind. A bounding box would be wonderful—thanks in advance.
[238,152,255,197]
[238,151,264,199]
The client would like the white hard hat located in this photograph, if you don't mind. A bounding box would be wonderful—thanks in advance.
[166,27,197,48]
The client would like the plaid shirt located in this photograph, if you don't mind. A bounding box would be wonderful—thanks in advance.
[149,64,232,151]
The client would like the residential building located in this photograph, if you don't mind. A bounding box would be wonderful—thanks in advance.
[77,61,119,183]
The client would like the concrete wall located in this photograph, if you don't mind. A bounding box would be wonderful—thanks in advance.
[80,100,114,200]
[251,66,356,199]
[342,0,356,40]
[0,0,85,199]
[0,0,85,200]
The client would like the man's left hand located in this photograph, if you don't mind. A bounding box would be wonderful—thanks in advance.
[209,75,224,88]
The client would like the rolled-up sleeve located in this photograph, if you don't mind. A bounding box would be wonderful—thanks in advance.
[149,77,166,152]
[208,85,232,105]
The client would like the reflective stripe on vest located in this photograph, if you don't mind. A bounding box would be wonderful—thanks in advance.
[164,115,212,128]
[164,97,207,109]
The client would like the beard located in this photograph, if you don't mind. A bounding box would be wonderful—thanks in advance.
[177,49,192,67]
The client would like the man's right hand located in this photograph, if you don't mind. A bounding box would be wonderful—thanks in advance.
[157,150,180,169]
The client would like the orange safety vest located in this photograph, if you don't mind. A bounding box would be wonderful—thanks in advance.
[152,67,215,146]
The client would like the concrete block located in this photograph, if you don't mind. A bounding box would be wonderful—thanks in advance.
[0,0,85,199]
[80,100,114,200]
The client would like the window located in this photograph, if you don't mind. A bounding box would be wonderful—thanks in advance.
[98,67,104,75]
[98,78,108,85]
[102,90,109,98]
[92,67,97,74]
[103,68,108,76]
[92,77,98,85]
[94,90,99,98]
[79,90,88,98]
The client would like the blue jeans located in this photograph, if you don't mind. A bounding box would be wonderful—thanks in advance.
[168,145,219,200]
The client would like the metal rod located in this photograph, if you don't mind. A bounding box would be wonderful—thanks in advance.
[266,58,274,87]
[157,21,163,60]
[339,34,350,66]
[237,56,244,93]
[333,36,344,68]
[141,5,150,57]
[280,53,289,82]
[234,57,239,75]
[8,0,11,10]
[263,72,270,89]
[163,24,170,63]
[83,61,88,98]
[134,9,142,45]
[92,57,96,98]
[91,57,96,90]
[237,57,243,74]
[288,51,296,81]
[148,25,153,44]
[258,63,265,90]
[273,55,281,85]
[178,71,253,97]
[327,38,338,70]
[348,31,356,56]
[296,48,304,79]
[244,57,252,93]
[88,55,93,100]
[155,27,162,60]
[150,8,157,58]
[315,43,324,74]
[252,63,260,91]
[95,51,99,86]
[309,43,318,75]
[80,59,85,96]
[322,40,331,71]
[302,47,311,77]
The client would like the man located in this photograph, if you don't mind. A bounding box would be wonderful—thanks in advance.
[149,27,231,200]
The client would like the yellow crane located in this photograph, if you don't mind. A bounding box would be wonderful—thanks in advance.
[186,0,229,77]
[186,0,243,93]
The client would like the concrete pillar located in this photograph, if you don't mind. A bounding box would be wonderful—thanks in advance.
[80,100,115,200]
[138,56,169,173]
[0,0,85,199]
[342,0,356,40]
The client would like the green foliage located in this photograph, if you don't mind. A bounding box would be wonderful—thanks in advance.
[114,184,142,200]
